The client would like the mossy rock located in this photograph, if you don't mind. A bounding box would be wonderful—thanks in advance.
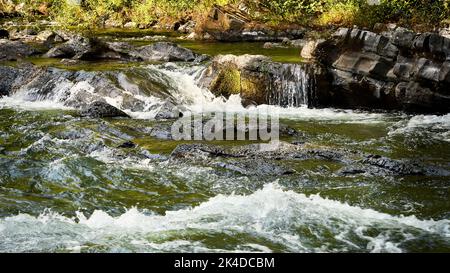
[210,66,241,97]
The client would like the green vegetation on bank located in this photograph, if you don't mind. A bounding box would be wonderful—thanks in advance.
[1,0,449,29]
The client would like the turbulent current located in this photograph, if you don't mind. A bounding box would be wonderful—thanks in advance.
[0,62,449,253]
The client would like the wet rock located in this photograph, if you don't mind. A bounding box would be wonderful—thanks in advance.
[133,42,199,62]
[361,154,424,175]
[80,101,130,118]
[169,141,434,177]
[336,166,366,175]
[394,81,450,112]
[149,124,173,140]
[193,54,210,63]
[0,39,35,61]
[170,143,295,176]
[0,63,39,95]
[117,141,136,149]
[154,102,185,120]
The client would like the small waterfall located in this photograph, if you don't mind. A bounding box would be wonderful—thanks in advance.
[1,61,319,116]
[266,62,315,107]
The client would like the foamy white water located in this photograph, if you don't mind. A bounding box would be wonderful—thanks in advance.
[388,113,450,142]
[0,183,448,253]
[0,95,73,110]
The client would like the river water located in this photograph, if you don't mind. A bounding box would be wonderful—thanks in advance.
[0,41,449,252]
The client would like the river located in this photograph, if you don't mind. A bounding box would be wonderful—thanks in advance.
[0,33,449,252]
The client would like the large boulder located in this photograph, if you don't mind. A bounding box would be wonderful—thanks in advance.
[0,39,35,61]
[310,27,450,113]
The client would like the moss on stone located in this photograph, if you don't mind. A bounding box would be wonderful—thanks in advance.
[210,66,241,97]
[240,76,267,104]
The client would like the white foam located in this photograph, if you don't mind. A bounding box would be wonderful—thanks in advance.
[0,182,447,252]
[388,113,450,142]
[0,96,72,110]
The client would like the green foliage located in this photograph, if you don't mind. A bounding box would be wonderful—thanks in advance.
[368,0,450,26]
[3,0,450,28]
[318,1,362,26]
[243,0,327,22]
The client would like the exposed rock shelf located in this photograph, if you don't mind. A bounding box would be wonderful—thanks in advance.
[310,27,450,113]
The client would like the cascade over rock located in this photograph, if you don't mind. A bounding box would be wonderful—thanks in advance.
[198,54,323,107]
[311,27,450,113]
[0,63,183,116]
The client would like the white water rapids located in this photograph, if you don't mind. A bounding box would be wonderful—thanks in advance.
[0,62,449,253]
[0,183,448,253]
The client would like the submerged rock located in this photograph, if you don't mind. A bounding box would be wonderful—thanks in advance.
[154,101,185,120]
[169,142,433,177]
[361,154,424,175]
[80,101,130,118]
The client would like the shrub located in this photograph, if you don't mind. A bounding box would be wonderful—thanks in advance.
[371,0,450,25]
[4,0,450,29]
[317,1,362,26]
